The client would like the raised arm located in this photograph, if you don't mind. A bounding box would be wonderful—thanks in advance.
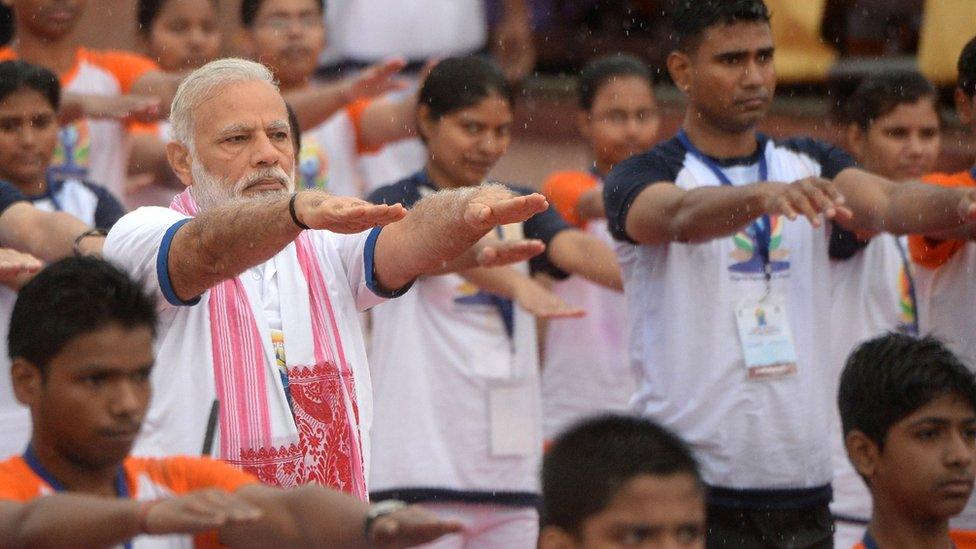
[461,267,585,319]
[545,230,623,291]
[167,191,406,302]
[219,484,461,549]
[616,178,847,245]
[833,168,976,235]
[0,203,102,260]
[372,184,549,290]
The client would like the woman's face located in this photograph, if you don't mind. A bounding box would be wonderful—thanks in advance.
[0,88,58,189]
[145,0,221,73]
[421,92,513,188]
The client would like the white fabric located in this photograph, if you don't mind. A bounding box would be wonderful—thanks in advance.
[30,178,100,223]
[321,0,487,63]
[540,218,633,440]
[103,207,385,474]
[622,142,835,490]
[368,224,543,494]
[300,112,368,197]
[828,235,912,524]
[415,503,539,549]
[913,240,976,528]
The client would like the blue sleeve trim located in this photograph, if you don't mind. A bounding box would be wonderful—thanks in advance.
[364,226,413,298]
[156,218,201,306]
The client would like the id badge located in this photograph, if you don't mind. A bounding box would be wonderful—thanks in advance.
[734,294,798,380]
[487,383,537,457]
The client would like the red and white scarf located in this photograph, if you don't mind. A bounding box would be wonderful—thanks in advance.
[171,189,366,499]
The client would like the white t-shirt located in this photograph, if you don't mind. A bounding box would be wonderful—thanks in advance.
[605,135,857,497]
[540,217,633,440]
[828,234,915,523]
[103,206,389,475]
[321,0,487,64]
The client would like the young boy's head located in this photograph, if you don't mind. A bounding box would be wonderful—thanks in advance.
[540,415,705,549]
[240,0,325,90]
[840,333,976,523]
[842,71,941,182]
[0,60,60,191]
[955,36,976,136]
[9,257,157,471]
[577,54,659,171]
[137,0,221,73]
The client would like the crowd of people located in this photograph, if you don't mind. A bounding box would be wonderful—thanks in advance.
[0,0,975,548]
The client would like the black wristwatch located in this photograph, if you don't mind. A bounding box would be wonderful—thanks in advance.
[364,499,408,543]
[72,228,107,257]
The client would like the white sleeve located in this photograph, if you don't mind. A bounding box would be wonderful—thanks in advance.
[318,227,413,311]
[103,207,196,311]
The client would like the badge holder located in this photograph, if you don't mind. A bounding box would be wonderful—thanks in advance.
[733,264,798,380]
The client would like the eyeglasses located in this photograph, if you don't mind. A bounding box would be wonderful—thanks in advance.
[256,13,322,31]
[590,109,658,126]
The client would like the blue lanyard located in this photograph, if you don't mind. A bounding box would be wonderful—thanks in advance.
[677,129,772,280]
[24,444,134,549]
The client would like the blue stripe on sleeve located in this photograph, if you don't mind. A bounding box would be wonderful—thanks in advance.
[364,226,413,298]
[156,218,201,306]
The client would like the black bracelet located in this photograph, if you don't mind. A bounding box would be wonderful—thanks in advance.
[289,192,311,231]
[72,228,107,257]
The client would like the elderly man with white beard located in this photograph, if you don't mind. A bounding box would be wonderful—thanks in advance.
[103,58,548,499]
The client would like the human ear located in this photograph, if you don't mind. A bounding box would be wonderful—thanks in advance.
[846,430,880,480]
[955,88,974,127]
[845,123,867,162]
[538,525,577,549]
[11,358,42,407]
[667,51,692,94]
[166,142,194,188]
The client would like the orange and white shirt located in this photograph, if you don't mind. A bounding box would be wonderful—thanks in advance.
[0,47,160,205]
[0,454,257,548]
[297,99,374,198]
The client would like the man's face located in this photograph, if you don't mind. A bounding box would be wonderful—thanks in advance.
[544,473,706,549]
[246,0,325,89]
[676,21,776,133]
[6,0,85,40]
[870,393,976,522]
[849,98,941,182]
[146,0,221,73]
[19,324,154,471]
[0,89,58,188]
[581,75,660,169]
[183,79,296,209]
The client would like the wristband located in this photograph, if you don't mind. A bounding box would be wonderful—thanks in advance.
[364,499,407,544]
[137,499,162,534]
[289,192,311,231]
[72,228,107,257]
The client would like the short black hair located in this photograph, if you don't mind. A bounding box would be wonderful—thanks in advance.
[241,0,324,27]
[542,414,702,533]
[578,54,654,111]
[137,0,217,35]
[958,36,976,98]
[0,60,60,111]
[672,0,771,52]
[418,55,513,121]
[843,71,938,129]
[839,333,976,449]
[8,257,157,373]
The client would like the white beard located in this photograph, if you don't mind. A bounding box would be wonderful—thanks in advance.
[189,153,296,211]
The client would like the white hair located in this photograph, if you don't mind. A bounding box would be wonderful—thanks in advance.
[169,58,278,149]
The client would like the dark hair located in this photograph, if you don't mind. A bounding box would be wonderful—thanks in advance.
[672,0,771,52]
[839,333,976,449]
[418,55,513,120]
[0,60,60,111]
[958,36,976,98]
[241,0,324,27]
[0,4,13,46]
[542,414,702,533]
[137,0,218,35]
[9,257,157,373]
[286,101,301,153]
[578,54,654,111]
[843,71,938,129]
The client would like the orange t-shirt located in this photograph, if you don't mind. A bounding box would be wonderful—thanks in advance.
[852,530,976,548]
[908,170,976,269]
[541,170,601,228]
[0,455,258,548]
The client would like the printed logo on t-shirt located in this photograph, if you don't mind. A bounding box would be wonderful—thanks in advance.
[729,215,790,274]
[897,265,917,333]
[49,121,90,181]
[299,139,330,191]
[453,281,496,307]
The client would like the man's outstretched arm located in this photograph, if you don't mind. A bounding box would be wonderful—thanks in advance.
[372,184,549,291]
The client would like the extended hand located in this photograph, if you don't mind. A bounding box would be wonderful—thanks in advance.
[368,506,463,548]
[0,248,42,286]
[463,185,549,233]
[344,58,409,102]
[297,192,407,234]
[474,238,545,268]
[82,93,163,123]
[513,277,586,319]
[143,489,263,536]
[759,177,851,227]
[957,188,976,221]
